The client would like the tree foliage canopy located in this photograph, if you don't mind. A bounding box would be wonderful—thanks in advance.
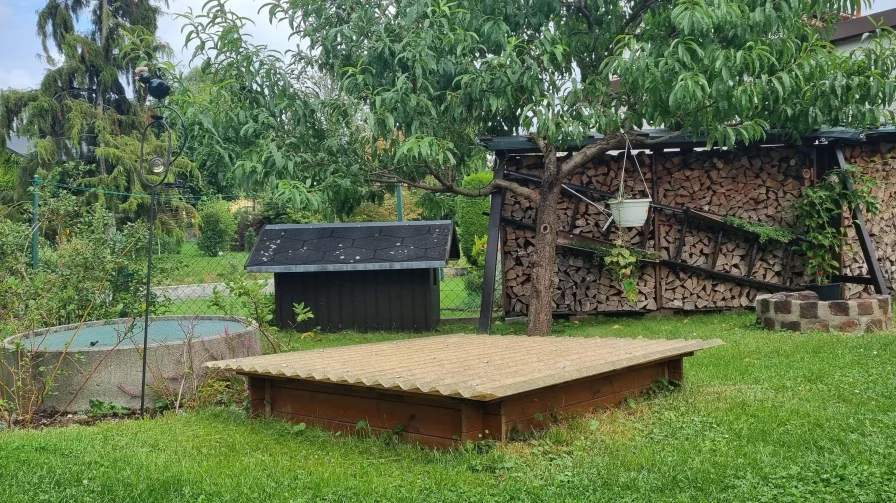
[174,2,383,220]
[262,0,895,180]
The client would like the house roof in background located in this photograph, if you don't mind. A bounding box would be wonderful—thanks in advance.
[829,8,896,42]
[245,221,460,273]
[477,127,896,154]
[5,135,30,157]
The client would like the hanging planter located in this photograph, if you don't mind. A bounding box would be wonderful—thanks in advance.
[608,198,651,227]
[609,135,653,228]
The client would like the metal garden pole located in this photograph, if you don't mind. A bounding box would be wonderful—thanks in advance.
[31,176,39,270]
[395,184,404,222]
[140,185,156,416]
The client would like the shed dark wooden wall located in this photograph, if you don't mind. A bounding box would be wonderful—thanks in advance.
[274,268,441,332]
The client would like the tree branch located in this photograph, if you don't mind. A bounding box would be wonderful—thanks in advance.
[621,0,661,35]
[371,167,539,201]
[558,133,626,180]
[563,1,596,33]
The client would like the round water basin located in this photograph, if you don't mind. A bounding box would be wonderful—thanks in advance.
[1,315,260,412]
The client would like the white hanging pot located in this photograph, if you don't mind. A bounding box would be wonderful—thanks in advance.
[608,198,651,227]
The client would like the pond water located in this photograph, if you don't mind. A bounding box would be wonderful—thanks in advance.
[18,319,247,351]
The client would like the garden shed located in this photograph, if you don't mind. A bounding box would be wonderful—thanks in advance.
[246,221,459,331]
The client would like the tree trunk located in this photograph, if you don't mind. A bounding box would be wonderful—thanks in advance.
[96,0,109,176]
[526,150,562,336]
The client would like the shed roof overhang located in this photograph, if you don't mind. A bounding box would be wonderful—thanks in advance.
[478,127,896,155]
[246,220,460,273]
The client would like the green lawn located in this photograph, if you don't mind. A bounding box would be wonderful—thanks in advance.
[154,241,254,286]
[2,312,896,502]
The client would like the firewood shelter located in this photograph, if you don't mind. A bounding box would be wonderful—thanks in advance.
[475,127,896,331]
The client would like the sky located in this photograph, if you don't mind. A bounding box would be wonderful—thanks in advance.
[0,0,298,90]
[1,0,896,90]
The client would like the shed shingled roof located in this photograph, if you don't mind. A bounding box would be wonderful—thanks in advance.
[245,220,460,273]
[205,334,724,400]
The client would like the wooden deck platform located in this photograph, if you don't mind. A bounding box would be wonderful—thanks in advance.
[206,334,722,447]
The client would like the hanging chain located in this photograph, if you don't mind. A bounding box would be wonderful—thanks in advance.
[617,134,653,200]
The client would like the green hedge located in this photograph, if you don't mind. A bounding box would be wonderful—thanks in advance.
[455,171,492,266]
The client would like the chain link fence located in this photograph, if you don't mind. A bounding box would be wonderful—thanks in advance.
[28,184,485,337]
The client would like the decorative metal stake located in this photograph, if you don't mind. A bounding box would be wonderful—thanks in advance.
[135,67,185,417]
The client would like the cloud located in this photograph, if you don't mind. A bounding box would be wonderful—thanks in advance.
[158,0,299,69]
[0,69,37,89]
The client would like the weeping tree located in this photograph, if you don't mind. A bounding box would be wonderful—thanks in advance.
[0,0,187,213]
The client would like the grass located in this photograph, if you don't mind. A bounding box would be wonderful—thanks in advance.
[154,241,253,286]
[2,312,896,502]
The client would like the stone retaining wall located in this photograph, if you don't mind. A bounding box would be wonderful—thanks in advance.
[756,291,893,333]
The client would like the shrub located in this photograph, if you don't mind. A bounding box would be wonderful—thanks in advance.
[155,226,185,255]
[455,171,492,265]
[259,195,318,225]
[197,202,237,257]
[244,228,257,251]
[233,208,263,251]
[462,235,488,297]
[0,220,31,270]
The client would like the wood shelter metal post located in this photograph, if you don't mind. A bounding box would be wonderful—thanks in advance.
[479,155,507,333]
[651,150,662,310]
[834,147,889,295]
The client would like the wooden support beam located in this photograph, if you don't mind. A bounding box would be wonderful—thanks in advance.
[479,156,507,333]
[710,230,723,270]
[745,241,758,278]
[832,274,876,286]
[674,209,689,265]
[642,204,656,244]
[782,248,793,286]
[659,260,802,292]
[501,216,658,261]
[651,150,663,310]
[834,148,890,295]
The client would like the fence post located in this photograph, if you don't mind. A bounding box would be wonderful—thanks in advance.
[31,175,40,270]
[395,184,404,222]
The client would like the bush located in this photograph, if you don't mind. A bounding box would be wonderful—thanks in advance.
[0,209,169,332]
[0,220,31,270]
[244,228,257,251]
[197,202,237,257]
[455,171,493,265]
[233,208,263,251]
[259,195,318,225]
[155,226,185,255]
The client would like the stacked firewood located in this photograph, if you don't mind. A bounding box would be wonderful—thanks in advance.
[501,147,811,317]
[654,148,808,227]
[842,143,896,298]
[502,227,656,315]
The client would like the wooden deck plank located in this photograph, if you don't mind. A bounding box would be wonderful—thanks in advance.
[208,334,722,401]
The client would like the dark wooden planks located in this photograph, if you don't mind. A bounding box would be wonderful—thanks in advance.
[274,268,440,331]
[480,157,507,332]
[499,360,676,435]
